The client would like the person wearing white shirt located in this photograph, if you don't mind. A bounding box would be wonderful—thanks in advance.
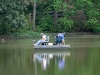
[34,33,46,46]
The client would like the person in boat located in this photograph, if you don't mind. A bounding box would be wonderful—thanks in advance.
[55,34,62,45]
[60,33,65,45]
[55,33,65,45]
[34,33,47,46]
[63,32,66,37]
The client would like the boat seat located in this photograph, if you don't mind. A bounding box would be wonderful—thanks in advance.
[42,36,49,45]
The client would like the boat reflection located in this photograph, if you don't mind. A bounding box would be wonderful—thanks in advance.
[33,50,70,75]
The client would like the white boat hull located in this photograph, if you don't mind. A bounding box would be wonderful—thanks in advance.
[34,45,70,50]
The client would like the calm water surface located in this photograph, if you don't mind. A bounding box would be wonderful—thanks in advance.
[0,36,100,75]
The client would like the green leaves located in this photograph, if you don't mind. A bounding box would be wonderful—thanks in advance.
[86,18,100,32]
[52,0,68,12]
[57,17,74,31]
[87,9,100,18]
[0,0,100,34]
[38,14,54,32]
[0,0,28,34]
[73,0,100,32]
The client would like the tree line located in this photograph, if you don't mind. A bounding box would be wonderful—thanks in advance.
[0,0,100,35]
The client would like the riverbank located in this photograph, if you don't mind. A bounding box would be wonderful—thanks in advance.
[0,31,100,39]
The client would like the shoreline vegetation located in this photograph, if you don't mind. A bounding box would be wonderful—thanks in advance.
[0,1,100,38]
[0,31,100,39]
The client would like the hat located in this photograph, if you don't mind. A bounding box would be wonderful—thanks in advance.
[40,33,44,35]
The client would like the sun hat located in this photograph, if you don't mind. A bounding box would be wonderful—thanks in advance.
[40,33,44,35]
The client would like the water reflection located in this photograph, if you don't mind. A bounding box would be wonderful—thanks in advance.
[33,50,70,75]
[33,53,52,70]
[55,54,65,70]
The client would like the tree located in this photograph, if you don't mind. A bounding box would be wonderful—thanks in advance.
[72,0,100,32]
[0,0,28,34]
[33,0,36,31]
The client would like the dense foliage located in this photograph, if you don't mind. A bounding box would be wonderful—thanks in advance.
[0,0,30,35]
[0,0,100,35]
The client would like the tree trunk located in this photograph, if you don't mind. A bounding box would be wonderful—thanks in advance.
[33,0,36,31]
[54,11,58,27]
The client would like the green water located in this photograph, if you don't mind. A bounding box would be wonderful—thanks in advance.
[0,36,100,75]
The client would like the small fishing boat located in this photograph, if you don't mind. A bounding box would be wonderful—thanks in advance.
[33,36,70,50]
[33,44,70,50]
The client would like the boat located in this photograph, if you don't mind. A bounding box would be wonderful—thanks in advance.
[33,36,70,50]
[33,47,70,54]
[33,44,70,50]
